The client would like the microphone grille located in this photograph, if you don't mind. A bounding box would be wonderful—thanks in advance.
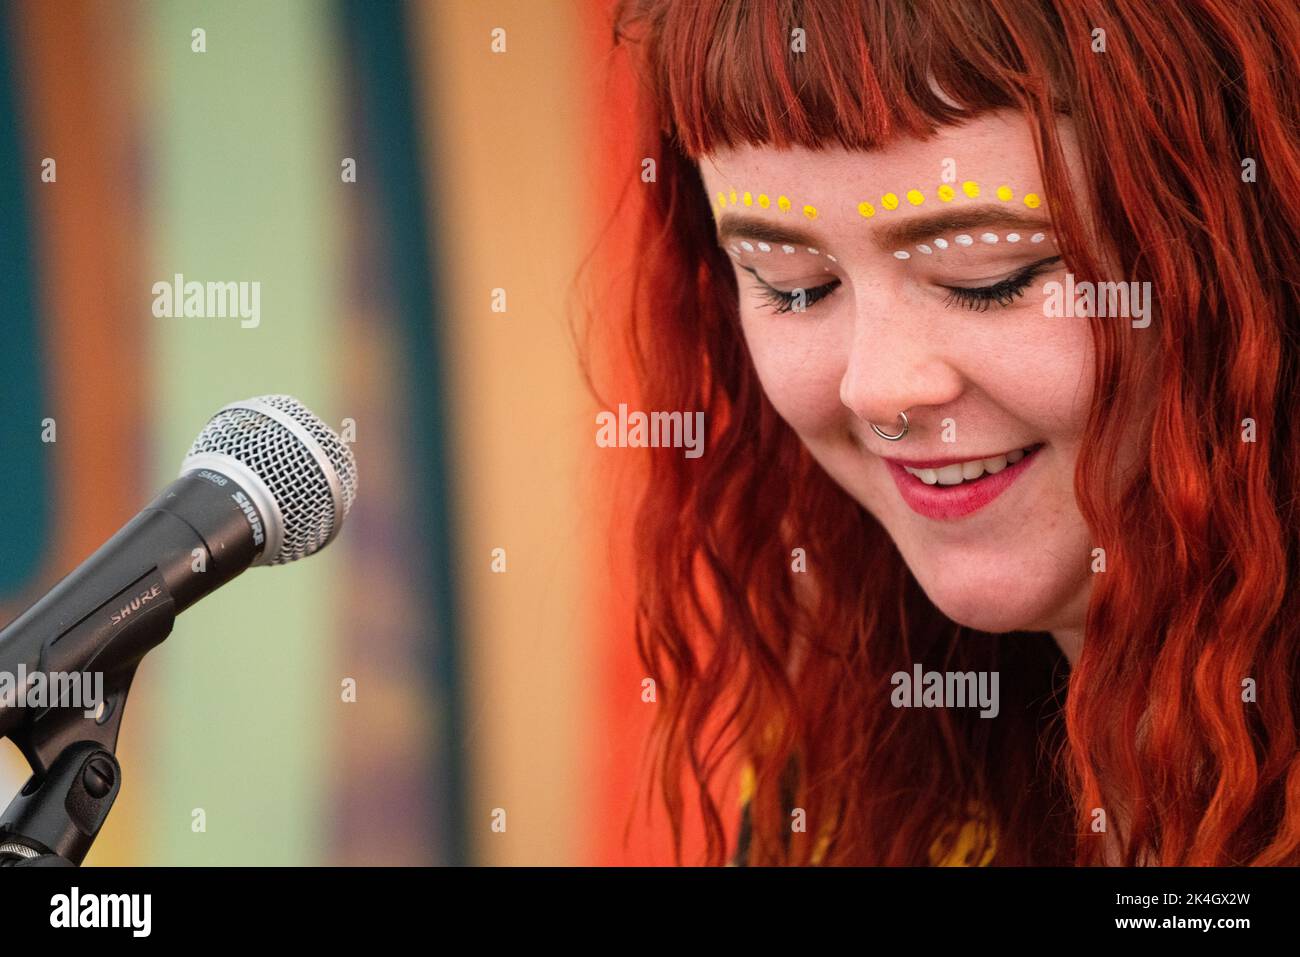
[184,395,359,565]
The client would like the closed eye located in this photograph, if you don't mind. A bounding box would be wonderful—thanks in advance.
[740,265,840,315]
[940,255,1061,311]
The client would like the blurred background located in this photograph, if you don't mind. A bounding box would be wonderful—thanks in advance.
[0,0,707,865]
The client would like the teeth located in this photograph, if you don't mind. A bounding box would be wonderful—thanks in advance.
[935,464,964,485]
[902,447,1036,486]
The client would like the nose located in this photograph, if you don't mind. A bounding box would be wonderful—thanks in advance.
[838,307,964,436]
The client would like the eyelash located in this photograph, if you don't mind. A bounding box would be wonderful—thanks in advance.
[741,255,1062,315]
[738,265,838,314]
[940,257,1061,312]
[752,280,839,314]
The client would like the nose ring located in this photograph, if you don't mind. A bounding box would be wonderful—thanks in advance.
[870,411,909,441]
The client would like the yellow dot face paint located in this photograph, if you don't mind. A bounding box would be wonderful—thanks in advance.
[712,180,1047,245]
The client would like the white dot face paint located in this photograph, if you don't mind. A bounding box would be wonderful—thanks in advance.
[722,230,1058,303]
[883,231,1055,260]
[720,238,846,308]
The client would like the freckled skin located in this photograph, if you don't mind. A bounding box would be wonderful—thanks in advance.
[698,113,1148,653]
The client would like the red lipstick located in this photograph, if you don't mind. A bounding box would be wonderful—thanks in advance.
[884,444,1043,520]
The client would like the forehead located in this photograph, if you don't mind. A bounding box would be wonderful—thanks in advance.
[698,113,1063,251]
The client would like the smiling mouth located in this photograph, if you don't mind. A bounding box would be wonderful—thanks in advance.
[882,443,1046,521]
[898,443,1045,487]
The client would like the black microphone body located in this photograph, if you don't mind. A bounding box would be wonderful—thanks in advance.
[0,469,265,767]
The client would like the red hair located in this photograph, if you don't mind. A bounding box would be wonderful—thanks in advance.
[593,0,1300,865]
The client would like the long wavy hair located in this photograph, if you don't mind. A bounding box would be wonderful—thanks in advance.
[593,0,1300,865]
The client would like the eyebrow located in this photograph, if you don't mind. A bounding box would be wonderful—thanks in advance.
[716,206,1052,252]
[874,207,1052,248]
[716,213,821,250]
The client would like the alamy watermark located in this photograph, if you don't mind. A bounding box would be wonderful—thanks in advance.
[50,887,151,937]
[596,403,705,459]
[1043,273,1151,328]
[152,273,261,329]
[890,663,999,718]
[0,664,104,719]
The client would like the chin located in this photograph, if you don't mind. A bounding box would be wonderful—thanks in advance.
[912,572,1056,635]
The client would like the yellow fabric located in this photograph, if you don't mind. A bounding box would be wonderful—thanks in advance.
[810,831,832,864]
[928,803,998,866]
[736,762,997,865]
[737,761,836,863]
[739,763,756,806]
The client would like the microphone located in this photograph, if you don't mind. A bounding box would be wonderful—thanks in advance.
[0,395,358,774]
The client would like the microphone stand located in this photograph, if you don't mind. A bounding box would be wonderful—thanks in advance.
[0,741,122,866]
[0,577,176,867]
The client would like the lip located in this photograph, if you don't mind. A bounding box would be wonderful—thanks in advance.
[884,444,1043,520]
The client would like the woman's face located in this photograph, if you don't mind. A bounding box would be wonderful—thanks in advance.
[699,112,1128,641]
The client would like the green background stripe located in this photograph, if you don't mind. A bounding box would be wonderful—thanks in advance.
[144,0,342,864]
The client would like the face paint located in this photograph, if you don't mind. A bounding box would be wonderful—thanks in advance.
[890,230,1049,260]
[714,180,1044,220]
[715,180,1050,271]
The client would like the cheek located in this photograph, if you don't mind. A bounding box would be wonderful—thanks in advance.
[739,318,847,434]
[997,322,1095,436]
[738,301,1097,452]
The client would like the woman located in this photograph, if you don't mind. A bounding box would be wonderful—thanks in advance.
[597,0,1300,865]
